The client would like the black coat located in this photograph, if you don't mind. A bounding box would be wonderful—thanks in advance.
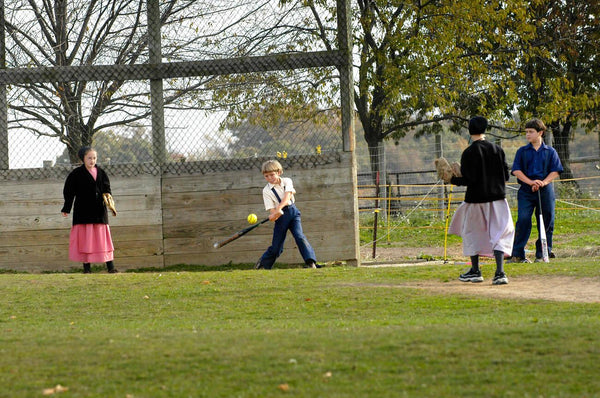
[450,140,509,203]
[61,165,112,225]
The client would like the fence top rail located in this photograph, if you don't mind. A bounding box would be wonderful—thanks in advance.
[0,51,345,84]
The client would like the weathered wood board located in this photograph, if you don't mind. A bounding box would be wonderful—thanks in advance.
[0,153,359,272]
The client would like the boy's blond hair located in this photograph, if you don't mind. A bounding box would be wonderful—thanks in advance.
[261,160,283,174]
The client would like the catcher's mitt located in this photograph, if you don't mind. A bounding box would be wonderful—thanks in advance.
[434,157,454,183]
[103,193,117,216]
[451,162,462,177]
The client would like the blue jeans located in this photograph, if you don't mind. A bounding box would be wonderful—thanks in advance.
[259,204,316,269]
[512,185,555,259]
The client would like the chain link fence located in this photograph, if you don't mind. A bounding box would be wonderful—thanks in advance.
[2,1,348,177]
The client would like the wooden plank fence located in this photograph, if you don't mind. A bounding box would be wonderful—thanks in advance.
[0,153,359,272]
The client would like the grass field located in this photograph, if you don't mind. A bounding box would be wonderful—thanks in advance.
[2,208,599,397]
[2,259,599,397]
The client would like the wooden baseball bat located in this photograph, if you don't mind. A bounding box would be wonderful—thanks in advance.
[213,210,283,249]
[538,190,550,262]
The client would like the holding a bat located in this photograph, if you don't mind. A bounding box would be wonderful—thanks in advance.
[254,160,320,270]
[213,210,283,249]
[507,118,563,264]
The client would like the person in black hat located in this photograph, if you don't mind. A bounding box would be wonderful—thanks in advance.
[447,116,514,285]
[61,146,118,273]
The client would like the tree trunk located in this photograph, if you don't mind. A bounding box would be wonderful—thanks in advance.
[366,137,381,182]
[551,120,578,190]
[66,124,94,164]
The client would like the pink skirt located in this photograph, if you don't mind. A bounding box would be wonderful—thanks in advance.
[69,224,114,263]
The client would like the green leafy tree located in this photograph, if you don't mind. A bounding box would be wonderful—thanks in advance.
[227,0,538,182]
[510,1,600,186]
[221,0,599,189]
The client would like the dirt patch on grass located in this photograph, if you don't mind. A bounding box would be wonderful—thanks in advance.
[350,275,600,303]
[358,244,600,303]
[398,275,600,303]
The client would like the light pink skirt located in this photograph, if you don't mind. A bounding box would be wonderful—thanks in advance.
[448,199,515,257]
[69,224,114,263]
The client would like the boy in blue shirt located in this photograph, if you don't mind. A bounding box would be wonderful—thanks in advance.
[507,118,563,263]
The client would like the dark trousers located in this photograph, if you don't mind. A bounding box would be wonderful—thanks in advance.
[512,185,555,259]
[259,204,316,269]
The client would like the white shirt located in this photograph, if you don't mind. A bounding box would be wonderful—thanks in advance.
[263,177,296,210]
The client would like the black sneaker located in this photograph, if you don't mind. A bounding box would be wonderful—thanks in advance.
[304,261,322,269]
[492,272,509,285]
[459,269,483,283]
[549,252,556,259]
[505,256,531,264]
[254,260,264,270]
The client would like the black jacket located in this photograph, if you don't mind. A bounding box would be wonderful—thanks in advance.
[450,140,509,203]
[61,165,112,225]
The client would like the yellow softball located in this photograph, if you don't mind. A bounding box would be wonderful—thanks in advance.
[247,213,258,224]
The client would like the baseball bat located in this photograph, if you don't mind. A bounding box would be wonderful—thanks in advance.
[537,190,550,263]
[213,210,283,249]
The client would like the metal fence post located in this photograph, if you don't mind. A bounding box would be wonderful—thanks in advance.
[337,0,354,153]
[0,0,8,170]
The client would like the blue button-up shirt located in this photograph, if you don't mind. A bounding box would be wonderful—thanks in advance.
[511,142,563,182]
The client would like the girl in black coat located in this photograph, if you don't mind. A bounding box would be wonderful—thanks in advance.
[61,147,117,273]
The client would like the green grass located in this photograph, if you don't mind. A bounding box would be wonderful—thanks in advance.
[1,260,599,397]
[1,207,598,397]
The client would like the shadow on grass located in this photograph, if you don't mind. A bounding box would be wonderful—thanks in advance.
[4,263,264,274]
[8,261,341,274]
[127,262,319,273]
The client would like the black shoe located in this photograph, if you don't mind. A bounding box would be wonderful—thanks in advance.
[255,260,264,270]
[549,252,556,259]
[492,272,509,285]
[304,261,322,269]
[505,256,531,264]
[459,269,483,283]
[108,268,119,273]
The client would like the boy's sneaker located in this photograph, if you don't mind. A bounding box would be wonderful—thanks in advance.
[492,272,509,285]
[459,269,483,283]
[505,256,531,263]
[304,261,322,269]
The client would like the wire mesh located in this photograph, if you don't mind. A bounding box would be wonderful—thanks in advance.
[356,128,600,220]
[2,0,342,175]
